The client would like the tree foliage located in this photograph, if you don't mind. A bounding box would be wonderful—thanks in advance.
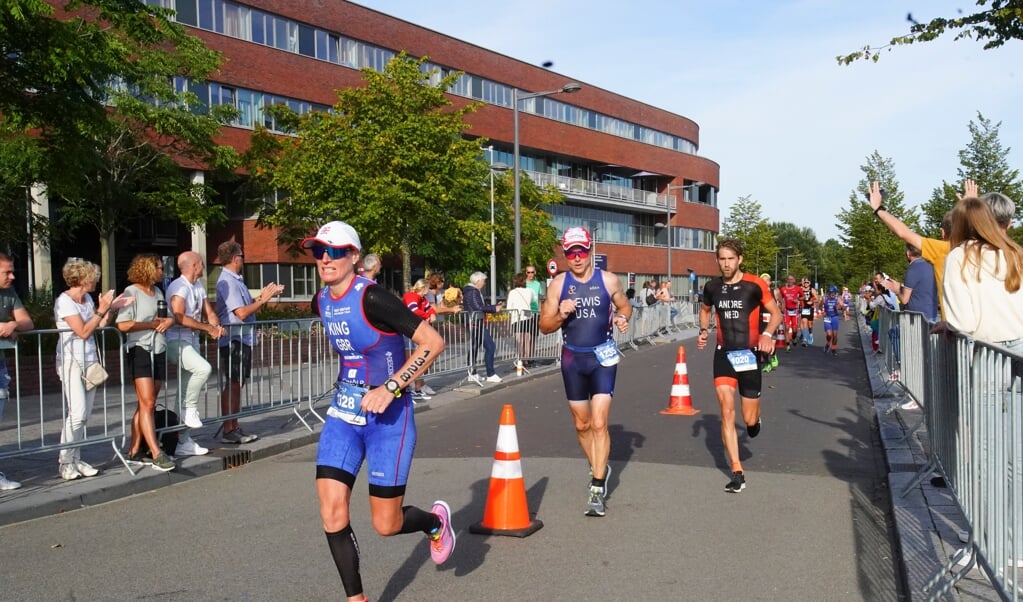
[770,221,820,281]
[1,0,238,287]
[837,0,1023,64]
[920,113,1023,239]
[245,53,562,292]
[836,152,918,282]
[720,195,777,278]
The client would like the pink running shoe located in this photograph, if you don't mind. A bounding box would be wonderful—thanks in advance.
[429,500,456,564]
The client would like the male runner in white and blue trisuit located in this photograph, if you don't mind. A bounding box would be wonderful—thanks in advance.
[539,226,631,517]
[698,238,783,493]
[303,221,454,602]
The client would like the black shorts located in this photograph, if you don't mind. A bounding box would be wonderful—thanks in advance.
[712,347,762,399]
[126,347,167,381]
[219,341,252,384]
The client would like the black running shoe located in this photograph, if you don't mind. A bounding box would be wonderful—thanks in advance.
[747,418,762,439]
[725,471,746,493]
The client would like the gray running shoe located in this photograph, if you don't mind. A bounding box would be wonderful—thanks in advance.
[150,453,176,473]
[584,486,606,517]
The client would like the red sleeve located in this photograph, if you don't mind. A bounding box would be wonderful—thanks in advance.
[402,291,431,320]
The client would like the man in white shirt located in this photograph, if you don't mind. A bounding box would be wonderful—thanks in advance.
[165,251,224,456]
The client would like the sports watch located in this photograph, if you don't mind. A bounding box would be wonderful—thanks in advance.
[383,378,402,397]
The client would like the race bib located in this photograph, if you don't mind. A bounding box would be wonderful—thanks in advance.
[594,339,621,367]
[725,349,758,372]
[801,308,812,316]
[786,309,798,316]
[327,382,367,426]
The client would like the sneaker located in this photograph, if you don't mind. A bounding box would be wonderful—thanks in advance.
[175,436,209,457]
[411,390,432,401]
[74,460,100,478]
[466,371,484,386]
[421,384,437,396]
[747,418,762,439]
[428,500,456,564]
[761,364,772,374]
[485,374,502,383]
[0,472,21,491]
[221,428,258,444]
[150,453,176,472]
[584,486,606,517]
[808,334,814,345]
[770,355,779,369]
[725,471,746,493]
[183,408,203,429]
[899,400,920,411]
[59,463,82,481]
[124,450,147,467]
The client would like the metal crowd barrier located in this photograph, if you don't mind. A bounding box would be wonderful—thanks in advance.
[0,320,337,473]
[0,304,695,477]
[873,306,1023,600]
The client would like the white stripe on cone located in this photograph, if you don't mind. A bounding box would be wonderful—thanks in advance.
[674,364,688,375]
[495,424,520,453]
[671,384,690,396]
[490,459,524,480]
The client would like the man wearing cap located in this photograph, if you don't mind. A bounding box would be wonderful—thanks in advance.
[821,285,846,355]
[539,226,632,517]
[302,221,455,601]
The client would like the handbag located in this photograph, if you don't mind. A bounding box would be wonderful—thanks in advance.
[82,362,109,391]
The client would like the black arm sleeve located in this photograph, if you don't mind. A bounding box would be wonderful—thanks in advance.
[363,286,423,338]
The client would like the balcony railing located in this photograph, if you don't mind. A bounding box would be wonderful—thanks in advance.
[526,170,674,213]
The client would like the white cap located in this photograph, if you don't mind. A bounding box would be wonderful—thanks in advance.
[301,221,361,251]
[561,226,592,251]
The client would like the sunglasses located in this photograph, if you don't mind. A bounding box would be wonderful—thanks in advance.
[311,244,352,260]
[525,270,536,274]
[565,249,589,260]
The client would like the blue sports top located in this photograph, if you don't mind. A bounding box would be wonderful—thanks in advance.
[318,276,409,388]
[559,269,614,349]
[822,295,841,318]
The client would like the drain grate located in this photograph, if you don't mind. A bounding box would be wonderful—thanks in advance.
[212,448,253,469]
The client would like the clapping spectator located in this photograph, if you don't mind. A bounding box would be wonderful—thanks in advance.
[55,258,131,480]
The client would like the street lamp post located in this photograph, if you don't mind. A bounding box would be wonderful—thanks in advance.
[774,246,793,282]
[513,82,582,273]
[785,253,802,277]
[486,146,510,304]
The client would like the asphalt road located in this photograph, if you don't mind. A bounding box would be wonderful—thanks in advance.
[0,326,901,601]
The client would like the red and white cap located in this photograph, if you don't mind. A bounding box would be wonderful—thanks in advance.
[561,226,592,252]
[301,221,361,251]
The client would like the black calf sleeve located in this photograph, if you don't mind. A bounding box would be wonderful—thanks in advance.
[397,505,441,535]
[325,525,363,597]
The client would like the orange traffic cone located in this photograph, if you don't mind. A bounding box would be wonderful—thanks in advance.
[470,404,544,537]
[661,345,700,416]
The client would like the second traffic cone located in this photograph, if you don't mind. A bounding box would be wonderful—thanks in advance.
[470,404,543,538]
[661,345,700,416]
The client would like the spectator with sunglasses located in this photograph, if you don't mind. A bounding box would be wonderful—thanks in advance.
[302,221,454,601]
[539,226,632,517]
[525,265,544,312]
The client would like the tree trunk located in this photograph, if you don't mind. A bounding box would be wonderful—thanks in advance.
[401,237,411,294]
[99,231,116,293]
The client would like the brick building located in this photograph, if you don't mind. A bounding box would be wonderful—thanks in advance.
[36,0,721,301]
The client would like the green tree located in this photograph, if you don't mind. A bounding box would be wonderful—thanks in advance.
[920,113,1023,236]
[246,53,561,292]
[838,0,1023,64]
[770,221,821,281]
[836,152,917,281]
[720,195,777,277]
[1,0,238,288]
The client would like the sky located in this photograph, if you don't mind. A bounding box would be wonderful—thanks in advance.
[356,0,1023,243]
